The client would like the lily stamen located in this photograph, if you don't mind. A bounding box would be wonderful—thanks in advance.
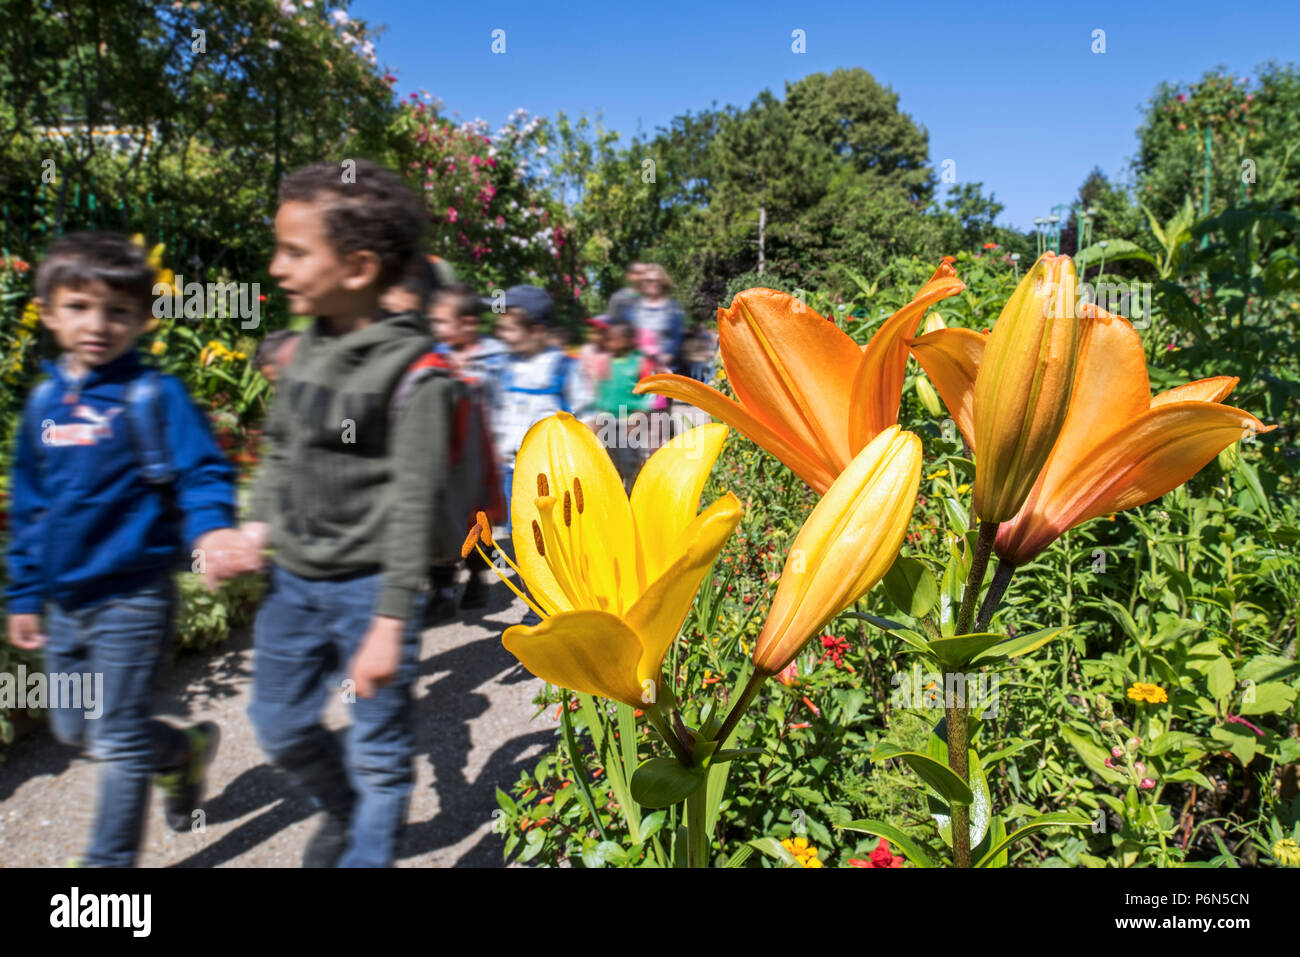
[473,542,548,619]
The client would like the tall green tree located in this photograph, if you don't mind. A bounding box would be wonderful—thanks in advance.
[784,67,935,205]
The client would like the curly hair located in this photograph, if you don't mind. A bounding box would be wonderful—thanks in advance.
[35,231,156,312]
[277,159,427,288]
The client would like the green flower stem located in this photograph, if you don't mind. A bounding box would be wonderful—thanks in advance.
[687,779,709,868]
[956,521,999,637]
[975,561,1015,633]
[950,520,998,868]
[647,703,693,767]
[713,669,766,749]
[946,689,971,868]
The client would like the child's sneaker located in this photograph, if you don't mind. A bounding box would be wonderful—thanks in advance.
[460,573,489,609]
[302,809,351,868]
[156,721,220,833]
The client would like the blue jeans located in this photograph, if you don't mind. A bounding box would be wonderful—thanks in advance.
[44,575,189,867]
[248,564,425,867]
[502,464,514,535]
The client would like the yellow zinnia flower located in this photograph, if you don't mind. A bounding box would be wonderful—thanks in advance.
[487,414,741,709]
[1126,682,1168,704]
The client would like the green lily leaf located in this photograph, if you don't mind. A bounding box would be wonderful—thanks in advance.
[930,749,991,849]
[883,555,939,619]
[927,632,1006,670]
[971,627,1068,664]
[869,742,974,805]
[630,756,706,808]
[975,812,1093,867]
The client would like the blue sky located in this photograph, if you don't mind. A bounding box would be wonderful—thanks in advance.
[351,0,1299,231]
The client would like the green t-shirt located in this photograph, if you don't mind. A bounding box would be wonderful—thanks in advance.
[597,352,654,414]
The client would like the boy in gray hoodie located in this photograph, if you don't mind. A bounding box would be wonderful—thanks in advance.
[242,161,453,867]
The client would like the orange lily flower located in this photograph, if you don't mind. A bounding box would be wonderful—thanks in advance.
[907,304,1276,567]
[634,263,964,494]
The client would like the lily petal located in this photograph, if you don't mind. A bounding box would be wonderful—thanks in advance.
[1030,306,1152,500]
[849,262,965,450]
[625,492,743,697]
[717,288,862,475]
[512,412,638,614]
[634,373,838,493]
[1150,376,1238,407]
[503,611,648,708]
[754,426,921,674]
[905,327,987,450]
[997,402,1275,565]
[630,423,729,582]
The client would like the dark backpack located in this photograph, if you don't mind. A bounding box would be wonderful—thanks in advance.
[390,352,506,566]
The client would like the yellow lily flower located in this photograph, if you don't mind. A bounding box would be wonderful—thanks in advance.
[490,414,742,708]
[753,425,921,675]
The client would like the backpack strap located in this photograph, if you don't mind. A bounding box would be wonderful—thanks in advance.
[124,368,174,485]
[390,350,454,425]
[29,377,63,479]
[502,353,571,412]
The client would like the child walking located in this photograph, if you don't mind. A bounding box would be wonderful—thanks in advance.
[426,284,508,615]
[491,286,584,532]
[593,318,656,490]
[5,231,259,867]
[242,160,454,867]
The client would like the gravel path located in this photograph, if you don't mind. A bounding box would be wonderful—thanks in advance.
[0,583,551,867]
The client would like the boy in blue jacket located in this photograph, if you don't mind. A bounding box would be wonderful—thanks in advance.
[4,231,259,867]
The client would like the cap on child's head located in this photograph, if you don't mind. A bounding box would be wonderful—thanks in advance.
[491,285,553,326]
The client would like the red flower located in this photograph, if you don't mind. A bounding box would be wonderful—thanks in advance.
[849,838,904,868]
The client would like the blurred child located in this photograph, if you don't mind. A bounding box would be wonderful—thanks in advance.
[573,317,611,430]
[426,284,508,614]
[253,329,301,386]
[380,253,451,318]
[594,318,656,491]
[5,231,258,867]
[242,160,453,868]
[431,282,508,385]
[492,286,582,529]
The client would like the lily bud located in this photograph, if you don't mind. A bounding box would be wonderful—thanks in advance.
[753,425,921,675]
[915,375,944,417]
[972,253,1081,522]
[923,311,947,335]
[1218,440,1240,473]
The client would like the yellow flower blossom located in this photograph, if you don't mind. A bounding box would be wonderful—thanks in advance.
[1126,682,1168,705]
[781,836,824,868]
